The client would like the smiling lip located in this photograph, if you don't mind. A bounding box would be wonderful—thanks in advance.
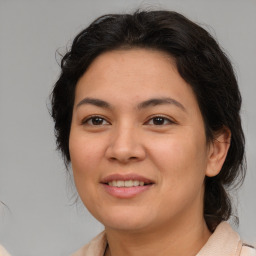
[101,173,154,199]
[101,173,154,184]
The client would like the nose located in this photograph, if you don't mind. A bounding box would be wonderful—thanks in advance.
[105,125,146,163]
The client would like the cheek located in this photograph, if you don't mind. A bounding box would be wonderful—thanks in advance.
[69,133,105,210]
[69,131,106,182]
[152,134,205,164]
[152,136,207,213]
[148,132,208,187]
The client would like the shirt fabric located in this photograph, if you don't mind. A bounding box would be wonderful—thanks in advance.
[72,222,255,256]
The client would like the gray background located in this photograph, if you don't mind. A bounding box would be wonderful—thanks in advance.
[0,0,255,255]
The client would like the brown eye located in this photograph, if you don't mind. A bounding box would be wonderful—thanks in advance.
[83,116,110,126]
[145,116,174,125]
[152,117,166,125]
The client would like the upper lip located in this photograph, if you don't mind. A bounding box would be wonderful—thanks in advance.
[101,173,154,184]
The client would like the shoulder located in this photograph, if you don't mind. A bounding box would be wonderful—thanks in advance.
[241,244,256,256]
[197,222,255,256]
[71,231,107,256]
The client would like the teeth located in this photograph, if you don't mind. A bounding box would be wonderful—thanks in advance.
[116,180,124,187]
[125,180,132,187]
[134,180,139,186]
[108,180,145,187]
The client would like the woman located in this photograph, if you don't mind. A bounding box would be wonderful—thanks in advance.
[51,10,255,256]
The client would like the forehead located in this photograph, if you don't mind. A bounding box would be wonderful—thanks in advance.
[84,48,176,78]
[74,48,198,110]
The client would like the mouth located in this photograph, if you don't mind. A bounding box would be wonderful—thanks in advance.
[106,180,149,187]
[101,173,154,186]
[100,174,154,198]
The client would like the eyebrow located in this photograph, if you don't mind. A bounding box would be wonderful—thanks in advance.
[76,97,186,112]
[137,97,186,112]
[76,98,111,109]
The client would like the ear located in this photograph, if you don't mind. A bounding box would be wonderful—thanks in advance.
[205,127,231,177]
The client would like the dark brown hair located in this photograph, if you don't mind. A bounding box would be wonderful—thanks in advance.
[51,10,245,231]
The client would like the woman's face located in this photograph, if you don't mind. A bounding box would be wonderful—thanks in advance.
[69,49,213,233]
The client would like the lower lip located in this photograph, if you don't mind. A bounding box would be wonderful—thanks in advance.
[102,184,152,198]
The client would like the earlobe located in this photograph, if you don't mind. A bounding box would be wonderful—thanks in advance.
[205,127,231,177]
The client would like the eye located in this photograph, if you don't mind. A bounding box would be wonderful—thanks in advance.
[82,116,110,126]
[145,116,175,125]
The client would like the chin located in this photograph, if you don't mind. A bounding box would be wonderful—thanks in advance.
[95,207,156,232]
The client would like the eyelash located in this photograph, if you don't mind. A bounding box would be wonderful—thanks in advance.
[145,115,176,126]
[82,115,110,126]
[82,115,176,126]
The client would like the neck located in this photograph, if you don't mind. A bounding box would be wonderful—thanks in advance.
[105,215,211,256]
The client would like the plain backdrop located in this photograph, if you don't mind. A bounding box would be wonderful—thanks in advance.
[0,0,255,255]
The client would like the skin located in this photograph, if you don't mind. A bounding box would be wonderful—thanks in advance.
[69,49,230,256]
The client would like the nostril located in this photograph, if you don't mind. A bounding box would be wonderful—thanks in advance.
[108,155,139,162]
[105,141,146,163]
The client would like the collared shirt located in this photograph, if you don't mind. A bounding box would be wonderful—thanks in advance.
[72,222,256,256]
